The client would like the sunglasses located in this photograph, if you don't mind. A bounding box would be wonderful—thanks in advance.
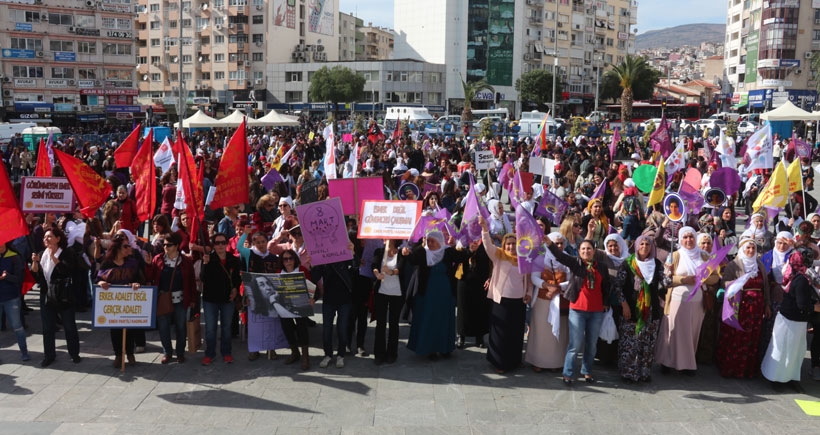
[278,204,290,208]
[213,240,228,245]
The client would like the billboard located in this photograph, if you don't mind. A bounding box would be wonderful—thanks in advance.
[273,0,296,29]
[308,0,334,36]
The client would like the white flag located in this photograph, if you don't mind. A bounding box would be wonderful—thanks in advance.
[323,124,337,179]
[744,124,773,172]
[153,137,175,175]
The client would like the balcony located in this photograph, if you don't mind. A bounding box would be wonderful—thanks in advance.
[529,17,543,25]
[526,0,543,8]
[200,62,211,72]
[138,29,150,40]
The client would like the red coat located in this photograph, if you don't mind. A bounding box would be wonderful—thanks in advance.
[147,253,196,308]
[118,197,139,232]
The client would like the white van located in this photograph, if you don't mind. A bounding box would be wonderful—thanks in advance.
[517,110,555,137]
[0,122,37,147]
[709,112,740,122]
[384,106,437,131]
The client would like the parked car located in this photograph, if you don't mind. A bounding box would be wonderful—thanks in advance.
[695,118,727,130]
[736,120,759,135]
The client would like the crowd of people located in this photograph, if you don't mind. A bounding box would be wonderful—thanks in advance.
[1,114,820,391]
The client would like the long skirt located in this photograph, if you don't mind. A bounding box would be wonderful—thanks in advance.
[487,297,526,371]
[525,296,568,370]
[696,299,719,364]
[716,291,764,378]
[655,285,704,371]
[407,263,456,356]
[761,313,808,383]
[618,318,660,382]
[457,279,491,338]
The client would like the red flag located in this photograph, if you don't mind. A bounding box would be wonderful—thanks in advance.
[34,138,52,177]
[53,148,112,218]
[211,119,249,209]
[367,122,385,145]
[22,267,35,295]
[130,129,156,222]
[174,132,203,241]
[0,158,29,246]
[391,123,402,142]
[113,125,142,168]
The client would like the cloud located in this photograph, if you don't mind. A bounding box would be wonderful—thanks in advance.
[637,0,726,34]
[339,0,394,28]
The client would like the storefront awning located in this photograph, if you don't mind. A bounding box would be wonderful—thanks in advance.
[731,103,747,109]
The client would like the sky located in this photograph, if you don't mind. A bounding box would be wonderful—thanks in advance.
[338,0,727,34]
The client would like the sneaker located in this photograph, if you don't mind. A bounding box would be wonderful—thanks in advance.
[811,366,820,381]
[201,356,213,366]
[319,356,332,368]
[336,356,345,368]
[223,355,233,364]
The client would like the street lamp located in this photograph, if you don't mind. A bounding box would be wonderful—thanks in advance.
[551,0,558,116]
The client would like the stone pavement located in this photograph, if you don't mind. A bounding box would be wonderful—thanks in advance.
[1,290,820,435]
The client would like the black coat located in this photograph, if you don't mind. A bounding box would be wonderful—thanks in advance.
[201,253,242,304]
[34,247,81,309]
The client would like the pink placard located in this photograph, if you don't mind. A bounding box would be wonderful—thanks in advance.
[327,177,385,215]
[295,197,353,267]
[342,133,353,143]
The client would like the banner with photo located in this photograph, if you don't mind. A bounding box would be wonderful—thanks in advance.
[308,0,334,36]
[242,271,314,319]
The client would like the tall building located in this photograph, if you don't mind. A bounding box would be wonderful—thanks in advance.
[724,0,818,112]
[394,0,637,118]
[358,24,394,61]
[339,12,363,61]
[0,0,139,127]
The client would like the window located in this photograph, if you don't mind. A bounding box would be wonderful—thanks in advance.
[201,72,211,80]
[48,13,73,25]
[149,3,160,12]
[228,34,249,43]
[214,17,224,26]
[102,18,132,30]
[252,52,263,61]
[12,66,44,78]
[103,44,132,56]
[813,29,820,41]
[150,56,161,64]
[428,72,441,83]
[183,54,193,63]
[52,94,77,104]
[399,72,408,82]
[214,53,225,62]
[213,0,224,7]
[427,93,441,105]
[252,34,264,43]
[229,70,247,80]
[385,71,393,81]
[606,38,614,47]
[52,67,74,79]
[150,73,162,81]
[196,17,209,29]
[11,38,42,50]
[228,0,247,6]
[286,72,302,82]
[182,72,192,81]
[285,91,302,103]
[151,21,162,29]
[78,68,96,79]
[408,72,423,82]
[182,19,192,28]
[75,15,95,28]
[215,71,225,79]
[253,71,263,80]
[252,15,263,24]
[169,21,178,29]
[150,38,161,47]
[50,40,74,52]
[9,10,40,22]
[214,35,225,44]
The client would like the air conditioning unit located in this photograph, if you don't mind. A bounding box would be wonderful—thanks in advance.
[243,60,251,67]
[805,51,813,59]
[84,106,93,112]
[41,15,48,22]
[68,80,75,86]
[256,5,262,10]
[524,54,532,60]
[85,0,95,7]
[255,79,262,85]
[215,24,222,31]
[317,45,325,52]
[36,51,44,58]
[557,22,563,27]
[291,52,300,60]
[228,23,235,29]
[95,80,101,86]
[2,90,13,97]
[73,105,80,111]
[34,0,42,4]
[255,41,263,47]
[796,69,803,75]
[574,24,581,30]
[297,43,306,51]
[1,77,10,83]
[194,85,201,90]
[68,26,76,33]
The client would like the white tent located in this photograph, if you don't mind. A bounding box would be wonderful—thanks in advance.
[248,110,300,127]
[759,100,820,121]
[217,109,248,127]
[172,109,220,128]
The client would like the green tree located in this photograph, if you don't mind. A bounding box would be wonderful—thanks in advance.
[353,113,365,135]
[308,66,366,120]
[599,56,661,125]
[569,117,584,141]
[725,118,738,138]
[479,118,494,140]
[515,69,562,112]
[460,74,494,123]
[642,120,656,143]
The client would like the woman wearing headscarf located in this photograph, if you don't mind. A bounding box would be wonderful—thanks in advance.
[613,234,665,383]
[527,232,571,372]
[807,213,820,240]
[598,233,629,364]
[402,230,469,359]
[714,206,738,258]
[741,213,774,254]
[478,218,531,373]
[655,226,720,375]
[544,237,611,385]
[487,199,512,246]
[760,231,794,356]
[761,247,820,384]
[716,237,771,378]
[581,198,612,249]
[695,233,722,364]
[454,238,491,349]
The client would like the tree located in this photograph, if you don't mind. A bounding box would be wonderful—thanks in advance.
[308,66,366,120]
[599,56,660,125]
[460,74,494,123]
[515,69,562,112]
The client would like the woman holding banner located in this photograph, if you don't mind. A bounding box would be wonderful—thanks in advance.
[277,248,314,370]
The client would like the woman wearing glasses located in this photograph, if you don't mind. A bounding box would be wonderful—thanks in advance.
[277,248,314,370]
[200,232,242,366]
[272,197,296,242]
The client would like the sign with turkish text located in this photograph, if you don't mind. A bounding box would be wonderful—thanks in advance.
[296,197,353,266]
[92,286,158,329]
[19,177,75,213]
[358,200,422,240]
[475,150,494,170]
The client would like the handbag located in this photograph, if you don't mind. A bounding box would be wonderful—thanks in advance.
[47,276,74,307]
[156,259,178,317]
[598,308,619,344]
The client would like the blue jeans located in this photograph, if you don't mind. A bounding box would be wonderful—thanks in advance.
[321,301,351,358]
[563,309,604,378]
[203,301,234,358]
[157,302,187,357]
[1,297,27,356]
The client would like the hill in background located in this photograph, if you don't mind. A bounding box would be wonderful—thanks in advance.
[636,24,726,50]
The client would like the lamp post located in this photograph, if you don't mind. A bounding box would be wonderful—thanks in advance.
[551,0,558,116]
[177,0,185,134]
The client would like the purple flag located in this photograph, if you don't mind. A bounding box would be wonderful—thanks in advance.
[794,137,813,160]
[649,116,673,158]
[678,180,704,215]
[709,167,741,196]
[458,177,491,245]
[713,234,722,251]
[721,271,754,331]
[609,128,620,163]
[688,244,732,301]
[514,204,544,275]
[590,180,606,200]
[498,160,515,192]
[534,188,569,226]
[509,169,526,209]
[260,167,285,191]
[410,215,456,243]
[708,147,721,168]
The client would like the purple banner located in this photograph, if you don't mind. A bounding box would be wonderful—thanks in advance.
[515,204,545,275]
[534,188,569,226]
[260,167,285,191]
[609,128,620,162]
[457,178,491,245]
[247,310,289,353]
[688,244,732,301]
[410,214,456,243]
[649,116,673,159]
[709,167,741,196]
[678,180,704,215]
[295,197,353,266]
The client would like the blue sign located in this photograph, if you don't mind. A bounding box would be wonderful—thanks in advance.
[14,102,54,112]
[54,52,76,62]
[781,59,801,68]
[106,105,142,113]
[748,89,770,108]
[78,114,106,122]
[15,23,33,32]
[1,48,35,59]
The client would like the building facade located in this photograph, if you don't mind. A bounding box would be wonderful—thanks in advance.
[338,11,363,61]
[724,0,818,112]
[0,0,139,127]
[393,0,636,118]
[358,24,394,61]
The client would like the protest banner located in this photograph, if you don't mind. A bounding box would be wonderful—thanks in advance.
[92,285,158,329]
[19,177,75,214]
[296,197,353,266]
[300,178,321,204]
[241,271,314,319]
[247,310,289,353]
[327,177,385,215]
[475,150,495,170]
[358,200,422,239]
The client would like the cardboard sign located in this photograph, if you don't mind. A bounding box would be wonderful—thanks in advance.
[19,177,75,214]
[296,197,353,266]
[475,150,494,170]
[358,200,422,239]
[327,177,385,215]
[92,285,158,329]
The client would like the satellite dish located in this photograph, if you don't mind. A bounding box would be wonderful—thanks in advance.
[201,3,208,10]
[198,56,203,62]
[142,74,149,81]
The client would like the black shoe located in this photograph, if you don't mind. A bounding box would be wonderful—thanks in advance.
[307,319,317,327]
[41,358,55,367]
[476,336,485,348]
[562,376,573,386]
[374,357,385,366]
[456,336,465,349]
[682,369,696,377]
[71,356,82,364]
[584,375,596,384]
[660,365,672,375]
[385,355,397,364]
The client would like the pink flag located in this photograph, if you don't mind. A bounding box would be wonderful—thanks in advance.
[649,116,673,158]
[609,128,620,162]
[457,176,490,245]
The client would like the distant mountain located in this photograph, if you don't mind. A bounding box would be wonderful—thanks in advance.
[636,24,725,50]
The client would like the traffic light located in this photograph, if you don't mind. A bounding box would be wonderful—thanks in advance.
[495,92,501,104]
[662,99,667,108]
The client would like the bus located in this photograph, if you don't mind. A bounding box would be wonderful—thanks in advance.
[604,102,700,131]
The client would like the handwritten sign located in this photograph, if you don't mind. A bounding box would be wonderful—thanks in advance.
[296,197,353,266]
[19,177,76,214]
[92,286,158,329]
[358,200,422,239]
[475,150,494,170]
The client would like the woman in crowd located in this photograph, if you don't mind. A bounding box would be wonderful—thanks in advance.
[545,237,610,385]
[0,242,29,361]
[97,233,145,367]
[455,237,491,349]
[655,227,719,375]
[715,206,738,258]
[581,198,612,249]
[31,228,82,366]
[159,167,177,220]
[422,191,443,215]
[558,216,582,257]
[372,240,406,365]
[150,215,173,256]
[760,231,794,356]
[148,232,196,364]
[487,199,512,246]
[716,237,770,378]
[761,247,820,384]
[101,200,121,235]
[695,233,721,365]
[613,235,665,383]
[200,232,242,366]
[742,213,774,254]
[272,197,295,241]
[527,232,571,372]
[479,218,531,374]
[277,248,313,369]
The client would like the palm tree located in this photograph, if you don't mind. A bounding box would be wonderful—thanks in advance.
[460,74,494,122]
[610,55,651,129]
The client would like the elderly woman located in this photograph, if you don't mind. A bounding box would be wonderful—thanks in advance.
[487,199,512,246]
[716,237,771,378]
[760,231,795,354]
[695,233,721,364]
[545,237,611,385]
[527,232,571,372]
[761,248,820,384]
[581,198,612,249]
[479,218,532,374]
[741,213,774,254]
[613,235,665,383]
[455,238,491,349]
[598,233,629,364]
[655,227,720,375]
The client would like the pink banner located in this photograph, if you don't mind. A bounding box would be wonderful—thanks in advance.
[342,133,353,143]
[327,177,385,215]
[295,197,353,266]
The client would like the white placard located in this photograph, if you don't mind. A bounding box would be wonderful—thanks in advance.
[92,286,158,329]
[19,177,75,214]
[475,150,495,170]
[358,200,422,240]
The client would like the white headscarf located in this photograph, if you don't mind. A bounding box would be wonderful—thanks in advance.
[543,232,570,274]
[424,230,446,266]
[604,233,629,267]
[677,226,703,275]
[772,231,793,283]
[117,229,140,250]
[487,199,512,235]
[738,238,759,275]
[696,232,713,253]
